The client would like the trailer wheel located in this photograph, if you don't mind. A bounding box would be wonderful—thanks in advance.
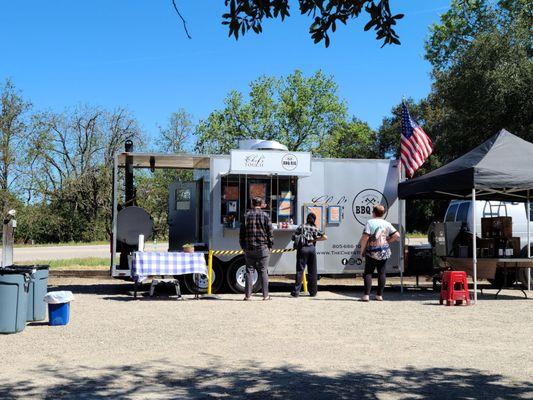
[183,260,223,294]
[226,257,261,294]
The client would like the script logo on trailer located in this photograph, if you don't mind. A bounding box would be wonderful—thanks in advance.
[244,154,265,168]
[352,189,389,225]
[281,153,298,171]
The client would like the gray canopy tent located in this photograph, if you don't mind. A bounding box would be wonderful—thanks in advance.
[398,129,533,302]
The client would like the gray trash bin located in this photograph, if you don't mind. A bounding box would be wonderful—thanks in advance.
[16,265,49,321]
[0,268,31,334]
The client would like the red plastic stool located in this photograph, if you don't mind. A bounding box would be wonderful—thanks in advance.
[440,271,470,306]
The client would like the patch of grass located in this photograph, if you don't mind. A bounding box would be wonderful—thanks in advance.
[26,257,110,270]
[15,240,167,248]
[406,231,427,239]
[15,241,109,248]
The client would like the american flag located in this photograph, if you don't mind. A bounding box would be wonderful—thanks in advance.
[400,103,433,178]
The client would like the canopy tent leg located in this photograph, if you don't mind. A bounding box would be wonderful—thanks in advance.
[526,189,531,292]
[472,188,478,303]
[399,197,405,294]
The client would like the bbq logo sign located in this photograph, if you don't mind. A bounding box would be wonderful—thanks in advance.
[281,154,298,171]
[352,189,389,225]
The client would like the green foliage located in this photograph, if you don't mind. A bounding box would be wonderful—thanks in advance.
[425,0,495,73]
[157,109,195,153]
[195,70,348,154]
[10,106,143,243]
[222,0,404,47]
[426,0,533,162]
[0,79,32,214]
[316,118,377,159]
[392,0,533,231]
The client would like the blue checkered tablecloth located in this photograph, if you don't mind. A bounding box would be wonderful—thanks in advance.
[132,252,207,282]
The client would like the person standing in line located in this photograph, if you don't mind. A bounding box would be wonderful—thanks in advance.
[239,196,273,301]
[358,204,399,302]
[291,212,327,298]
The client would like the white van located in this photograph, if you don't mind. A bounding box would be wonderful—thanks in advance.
[441,200,533,254]
[430,200,532,287]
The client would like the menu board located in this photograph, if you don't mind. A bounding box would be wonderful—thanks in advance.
[228,201,238,213]
[327,205,342,224]
[278,191,292,217]
[224,185,239,201]
[305,204,325,232]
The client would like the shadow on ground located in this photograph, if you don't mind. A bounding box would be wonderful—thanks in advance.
[50,280,529,302]
[1,361,531,399]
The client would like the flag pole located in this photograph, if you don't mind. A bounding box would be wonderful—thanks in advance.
[399,99,433,295]
[399,97,406,294]
[399,161,405,294]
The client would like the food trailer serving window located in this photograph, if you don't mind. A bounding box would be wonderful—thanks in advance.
[220,174,298,227]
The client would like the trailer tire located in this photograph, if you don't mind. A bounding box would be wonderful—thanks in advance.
[226,257,261,294]
[183,260,224,294]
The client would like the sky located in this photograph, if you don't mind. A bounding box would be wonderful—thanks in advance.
[0,1,450,143]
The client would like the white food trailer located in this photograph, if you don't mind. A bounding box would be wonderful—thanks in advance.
[111,139,402,293]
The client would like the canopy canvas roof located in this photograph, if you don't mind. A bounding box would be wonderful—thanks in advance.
[117,153,210,170]
[398,129,533,201]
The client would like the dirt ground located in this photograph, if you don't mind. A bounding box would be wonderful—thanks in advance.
[1,277,532,400]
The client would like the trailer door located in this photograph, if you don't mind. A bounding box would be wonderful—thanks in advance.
[168,181,200,250]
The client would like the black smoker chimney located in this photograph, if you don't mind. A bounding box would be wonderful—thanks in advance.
[125,140,134,206]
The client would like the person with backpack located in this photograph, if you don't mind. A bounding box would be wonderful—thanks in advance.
[358,204,400,302]
[291,212,327,297]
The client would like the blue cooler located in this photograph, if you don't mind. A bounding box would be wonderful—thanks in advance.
[44,291,73,326]
[0,268,31,334]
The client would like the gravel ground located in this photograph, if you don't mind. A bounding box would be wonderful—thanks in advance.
[1,277,532,400]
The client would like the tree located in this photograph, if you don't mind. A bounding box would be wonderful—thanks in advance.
[425,0,496,72]
[219,0,404,47]
[425,0,533,162]
[135,109,195,239]
[157,109,195,153]
[25,106,143,242]
[316,117,377,158]
[377,0,533,232]
[0,79,32,214]
[195,70,347,154]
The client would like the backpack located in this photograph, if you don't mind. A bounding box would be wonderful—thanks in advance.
[292,225,307,250]
[366,227,391,260]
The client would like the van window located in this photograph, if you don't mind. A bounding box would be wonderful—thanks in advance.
[445,204,458,222]
[456,202,470,222]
